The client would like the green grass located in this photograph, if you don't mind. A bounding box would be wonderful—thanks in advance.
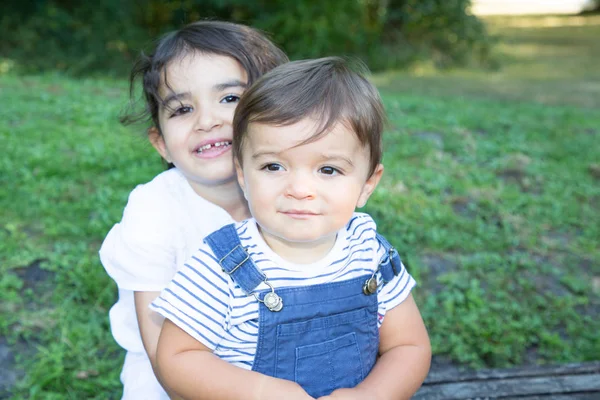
[1,15,599,399]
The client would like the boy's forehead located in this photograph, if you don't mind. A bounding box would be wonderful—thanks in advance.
[244,118,366,154]
[246,118,323,145]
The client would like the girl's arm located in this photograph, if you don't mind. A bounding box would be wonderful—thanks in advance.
[156,318,314,400]
[134,291,184,400]
[321,294,431,400]
[134,291,163,370]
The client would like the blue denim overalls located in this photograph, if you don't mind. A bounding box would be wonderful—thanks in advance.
[205,224,403,398]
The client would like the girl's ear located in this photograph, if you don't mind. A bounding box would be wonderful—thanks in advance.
[357,164,384,208]
[148,127,171,162]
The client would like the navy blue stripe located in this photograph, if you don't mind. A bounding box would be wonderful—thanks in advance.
[163,286,225,327]
[178,272,228,309]
[235,324,258,336]
[153,302,218,348]
[349,220,371,237]
[216,343,254,356]
[191,256,231,289]
[197,248,220,263]
[383,273,412,306]
[346,214,362,231]
[184,263,229,297]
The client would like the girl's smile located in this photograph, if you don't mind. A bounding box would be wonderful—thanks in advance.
[193,138,232,159]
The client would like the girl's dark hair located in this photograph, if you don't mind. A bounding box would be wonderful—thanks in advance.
[121,20,288,129]
[233,57,385,176]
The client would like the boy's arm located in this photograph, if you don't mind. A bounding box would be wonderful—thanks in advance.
[157,318,314,400]
[321,294,431,400]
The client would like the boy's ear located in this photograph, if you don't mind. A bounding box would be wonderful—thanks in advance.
[148,127,171,162]
[357,164,384,208]
[235,158,247,199]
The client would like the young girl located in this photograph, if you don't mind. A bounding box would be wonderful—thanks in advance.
[99,21,288,400]
[151,57,431,400]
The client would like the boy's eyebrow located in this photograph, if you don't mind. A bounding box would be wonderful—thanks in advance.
[252,151,280,160]
[214,79,248,91]
[251,151,355,167]
[319,154,355,167]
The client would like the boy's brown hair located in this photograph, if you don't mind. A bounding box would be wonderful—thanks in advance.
[233,57,386,176]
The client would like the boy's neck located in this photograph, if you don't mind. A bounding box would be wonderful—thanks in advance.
[190,179,251,222]
[258,226,337,264]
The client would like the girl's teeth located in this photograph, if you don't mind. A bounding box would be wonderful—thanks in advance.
[197,141,231,153]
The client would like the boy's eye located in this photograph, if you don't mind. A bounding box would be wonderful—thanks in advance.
[319,166,340,175]
[262,163,284,172]
[221,95,240,104]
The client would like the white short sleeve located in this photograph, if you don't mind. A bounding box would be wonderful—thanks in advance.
[100,183,182,291]
[375,240,416,326]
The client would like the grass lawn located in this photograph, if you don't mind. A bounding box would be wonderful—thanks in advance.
[1,15,599,399]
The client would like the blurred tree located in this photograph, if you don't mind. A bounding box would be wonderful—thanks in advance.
[0,0,494,75]
[382,0,494,68]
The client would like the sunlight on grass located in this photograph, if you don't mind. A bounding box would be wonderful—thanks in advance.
[486,15,600,28]
[374,15,600,109]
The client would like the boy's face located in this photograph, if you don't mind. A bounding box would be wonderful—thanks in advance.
[236,118,383,251]
[150,52,248,194]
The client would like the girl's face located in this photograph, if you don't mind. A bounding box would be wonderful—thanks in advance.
[151,52,248,194]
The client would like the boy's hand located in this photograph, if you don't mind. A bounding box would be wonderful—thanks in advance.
[256,376,315,400]
[317,387,375,400]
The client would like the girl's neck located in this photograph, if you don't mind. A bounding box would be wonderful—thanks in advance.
[189,178,251,222]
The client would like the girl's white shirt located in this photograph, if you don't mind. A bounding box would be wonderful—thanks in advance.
[99,168,234,400]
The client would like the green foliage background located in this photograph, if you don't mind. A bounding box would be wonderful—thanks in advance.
[1,4,599,398]
[0,0,493,75]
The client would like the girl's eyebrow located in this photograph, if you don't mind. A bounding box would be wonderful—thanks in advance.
[161,79,247,106]
[162,92,191,106]
[214,79,247,91]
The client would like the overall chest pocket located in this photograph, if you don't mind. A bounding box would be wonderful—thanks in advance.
[275,307,376,398]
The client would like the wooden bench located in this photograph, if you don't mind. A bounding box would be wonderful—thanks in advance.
[413,361,600,399]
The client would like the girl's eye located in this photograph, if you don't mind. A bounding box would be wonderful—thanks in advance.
[319,166,340,176]
[221,95,240,104]
[262,163,284,172]
[170,106,192,117]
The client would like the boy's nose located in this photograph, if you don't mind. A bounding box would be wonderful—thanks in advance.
[285,171,315,200]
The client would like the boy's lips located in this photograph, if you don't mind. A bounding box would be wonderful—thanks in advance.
[193,139,232,159]
[280,210,319,219]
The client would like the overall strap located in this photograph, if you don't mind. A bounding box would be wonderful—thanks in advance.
[376,233,403,283]
[204,224,266,294]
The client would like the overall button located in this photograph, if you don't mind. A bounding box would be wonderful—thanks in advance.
[363,277,378,295]
[264,292,283,312]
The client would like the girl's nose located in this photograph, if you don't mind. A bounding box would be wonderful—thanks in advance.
[194,105,221,132]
